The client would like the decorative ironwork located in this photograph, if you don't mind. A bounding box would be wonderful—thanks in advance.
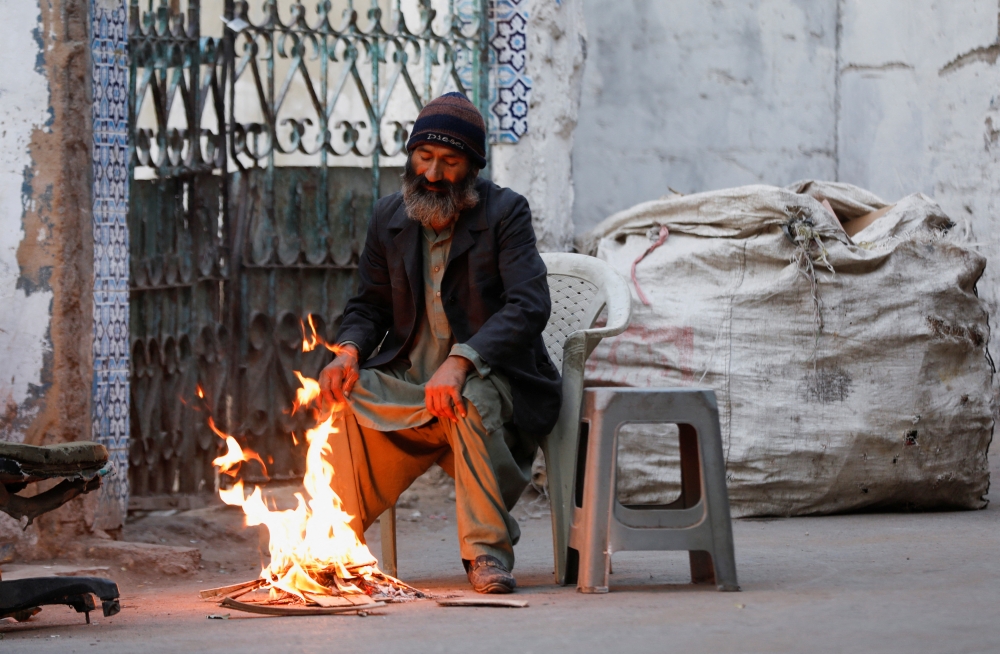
[227,0,489,219]
[127,0,489,498]
[128,176,230,496]
[129,0,228,178]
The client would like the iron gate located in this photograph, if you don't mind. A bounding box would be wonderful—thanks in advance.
[127,0,490,501]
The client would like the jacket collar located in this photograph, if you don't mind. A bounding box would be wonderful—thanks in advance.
[448,178,490,267]
[386,201,420,310]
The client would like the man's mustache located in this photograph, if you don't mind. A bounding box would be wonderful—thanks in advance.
[414,175,454,194]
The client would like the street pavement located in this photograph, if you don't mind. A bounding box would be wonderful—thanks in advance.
[2,468,998,653]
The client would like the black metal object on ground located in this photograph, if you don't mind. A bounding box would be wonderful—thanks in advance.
[0,577,121,624]
[0,441,121,625]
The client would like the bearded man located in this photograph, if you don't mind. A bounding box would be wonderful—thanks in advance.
[319,93,561,594]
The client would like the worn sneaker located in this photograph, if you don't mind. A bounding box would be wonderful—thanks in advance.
[465,555,516,594]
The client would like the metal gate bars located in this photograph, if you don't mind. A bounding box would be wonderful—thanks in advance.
[127,0,489,501]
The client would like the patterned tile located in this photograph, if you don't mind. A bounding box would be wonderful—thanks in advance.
[90,0,130,529]
[489,0,531,142]
[457,0,532,144]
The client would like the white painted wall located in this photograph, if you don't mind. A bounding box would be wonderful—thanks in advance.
[492,0,587,252]
[837,0,1000,348]
[0,0,54,441]
[573,0,1000,357]
[573,0,839,233]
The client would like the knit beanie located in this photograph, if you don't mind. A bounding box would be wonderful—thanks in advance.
[406,92,487,169]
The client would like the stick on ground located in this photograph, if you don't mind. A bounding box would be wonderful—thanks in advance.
[437,598,528,608]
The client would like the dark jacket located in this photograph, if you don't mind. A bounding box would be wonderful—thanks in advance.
[336,178,562,436]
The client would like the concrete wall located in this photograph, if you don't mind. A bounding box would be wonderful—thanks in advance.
[574,0,1000,356]
[0,0,96,556]
[573,0,838,232]
[493,0,587,252]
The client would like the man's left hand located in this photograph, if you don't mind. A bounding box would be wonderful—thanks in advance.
[425,355,475,421]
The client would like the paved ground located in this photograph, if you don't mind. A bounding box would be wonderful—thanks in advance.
[2,469,999,653]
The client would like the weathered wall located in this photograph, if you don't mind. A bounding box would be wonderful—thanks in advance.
[493,0,587,252]
[0,0,96,557]
[836,0,1000,350]
[573,0,839,233]
[574,0,1000,360]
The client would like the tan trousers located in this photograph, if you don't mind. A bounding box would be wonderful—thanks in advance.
[328,401,531,570]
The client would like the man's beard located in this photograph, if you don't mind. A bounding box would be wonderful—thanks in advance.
[401,158,480,231]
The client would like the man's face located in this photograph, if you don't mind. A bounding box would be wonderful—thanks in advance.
[410,143,471,191]
[401,142,480,231]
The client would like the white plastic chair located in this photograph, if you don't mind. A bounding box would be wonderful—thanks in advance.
[538,252,633,584]
[378,253,633,582]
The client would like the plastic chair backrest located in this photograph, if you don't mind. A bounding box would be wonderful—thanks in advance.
[541,253,632,368]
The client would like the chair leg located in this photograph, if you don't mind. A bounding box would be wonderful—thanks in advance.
[543,420,584,586]
[380,504,397,578]
[545,344,590,586]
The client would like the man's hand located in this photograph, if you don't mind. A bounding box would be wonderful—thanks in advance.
[425,355,475,421]
[319,344,360,406]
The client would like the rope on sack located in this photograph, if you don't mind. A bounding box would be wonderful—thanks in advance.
[630,224,669,306]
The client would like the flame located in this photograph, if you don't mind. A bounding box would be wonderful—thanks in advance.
[301,315,344,355]
[196,384,205,399]
[213,436,247,475]
[292,371,321,414]
[211,368,387,599]
[209,416,266,477]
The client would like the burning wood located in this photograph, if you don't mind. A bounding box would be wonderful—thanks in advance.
[203,321,427,610]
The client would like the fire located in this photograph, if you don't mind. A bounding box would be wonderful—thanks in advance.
[209,417,265,477]
[208,319,414,602]
[292,371,321,414]
[219,412,382,599]
[215,404,385,599]
[300,315,343,355]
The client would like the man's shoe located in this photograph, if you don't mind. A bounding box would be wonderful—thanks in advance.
[466,555,516,594]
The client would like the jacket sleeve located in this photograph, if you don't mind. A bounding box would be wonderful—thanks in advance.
[334,200,395,361]
[464,193,550,367]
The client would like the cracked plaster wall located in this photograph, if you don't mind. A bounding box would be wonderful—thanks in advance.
[574,0,1000,358]
[0,1,56,442]
[0,0,96,558]
[492,0,587,253]
[573,0,839,233]
[836,0,1000,359]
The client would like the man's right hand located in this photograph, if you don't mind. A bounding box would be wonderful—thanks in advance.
[319,344,361,406]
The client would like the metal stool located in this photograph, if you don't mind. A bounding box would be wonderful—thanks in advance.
[568,387,740,593]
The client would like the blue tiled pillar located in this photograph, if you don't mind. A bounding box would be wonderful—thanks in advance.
[457,0,532,144]
[90,0,130,530]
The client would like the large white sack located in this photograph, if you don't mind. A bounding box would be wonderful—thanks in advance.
[580,181,994,517]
